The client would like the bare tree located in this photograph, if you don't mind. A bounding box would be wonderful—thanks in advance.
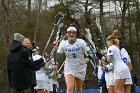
[134,0,140,63]
[33,0,42,43]
[27,0,31,20]
[119,0,129,42]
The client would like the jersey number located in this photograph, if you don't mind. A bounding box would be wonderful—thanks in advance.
[72,53,76,58]
[122,57,127,64]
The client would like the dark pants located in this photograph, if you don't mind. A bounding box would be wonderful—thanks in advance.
[131,85,136,93]
[53,84,57,93]
[13,87,32,93]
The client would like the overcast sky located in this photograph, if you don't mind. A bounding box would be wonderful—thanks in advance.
[48,0,124,12]
[47,0,140,14]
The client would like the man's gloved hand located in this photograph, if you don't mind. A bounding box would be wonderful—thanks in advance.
[40,62,45,67]
[37,57,44,63]
[38,57,45,67]
[34,57,44,65]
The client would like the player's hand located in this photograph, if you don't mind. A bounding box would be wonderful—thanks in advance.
[53,65,58,70]
[79,60,87,65]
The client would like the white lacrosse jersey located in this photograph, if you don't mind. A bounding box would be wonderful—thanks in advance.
[107,45,131,80]
[32,55,47,81]
[120,48,131,65]
[57,39,90,81]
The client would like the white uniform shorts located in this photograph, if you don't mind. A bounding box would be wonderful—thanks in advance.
[109,72,115,86]
[115,68,132,85]
[64,69,86,81]
[47,78,53,92]
[105,72,110,88]
[115,68,131,80]
[125,77,133,85]
[34,80,48,90]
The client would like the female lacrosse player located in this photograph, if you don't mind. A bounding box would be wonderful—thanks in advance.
[32,47,48,93]
[112,30,133,71]
[55,26,91,93]
[106,35,131,93]
[113,30,132,93]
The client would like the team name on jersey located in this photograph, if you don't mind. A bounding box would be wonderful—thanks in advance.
[64,47,80,52]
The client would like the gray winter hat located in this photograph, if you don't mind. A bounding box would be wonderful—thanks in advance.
[14,33,25,42]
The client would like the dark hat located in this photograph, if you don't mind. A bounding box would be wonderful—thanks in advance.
[14,33,25,42]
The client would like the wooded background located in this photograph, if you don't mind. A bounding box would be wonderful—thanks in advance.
[0,0,140,92]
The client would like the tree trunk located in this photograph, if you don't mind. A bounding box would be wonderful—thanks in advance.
[128,0,133,65]
[99,0,104,49]
[33,0,42,43]
[27,0,31,20]
[120,0,128,42]
[100,0,103,26]
[135,0,140,65]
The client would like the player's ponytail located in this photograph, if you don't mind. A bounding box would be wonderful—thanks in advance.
[112,30,119,37]
[107,34,119,47]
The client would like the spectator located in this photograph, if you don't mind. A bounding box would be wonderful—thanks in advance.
[23,38,45,93]
[7,33,44,93]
